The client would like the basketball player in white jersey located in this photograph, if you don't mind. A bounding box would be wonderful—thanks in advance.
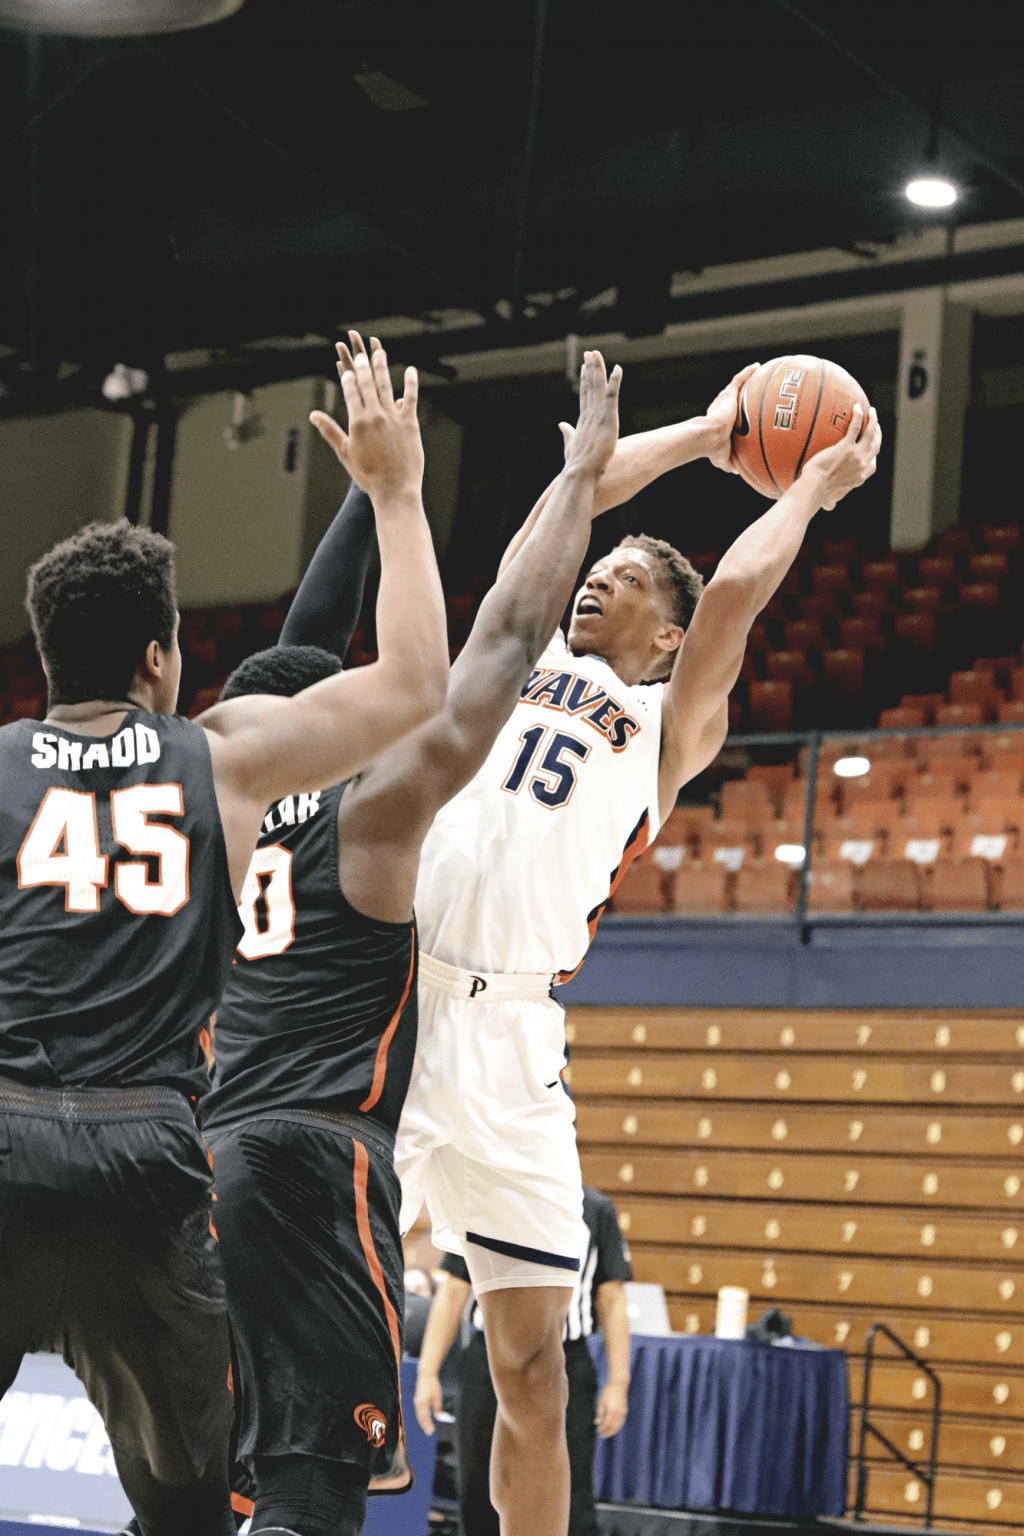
[397,379,881,1536]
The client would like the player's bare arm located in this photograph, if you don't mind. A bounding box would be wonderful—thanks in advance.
[497,364,759,577]
[333,350,622,923]
[657,403,882,820]
[199,334,449,894]
[413,1272,472,1436]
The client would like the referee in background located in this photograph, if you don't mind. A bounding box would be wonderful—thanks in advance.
[414,1187,632,1536]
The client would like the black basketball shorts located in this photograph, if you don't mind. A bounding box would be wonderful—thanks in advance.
[206,1111,404,1478]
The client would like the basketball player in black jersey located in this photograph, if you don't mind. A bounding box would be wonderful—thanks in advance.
[0,341,448,1536]
[197,342,623,1536]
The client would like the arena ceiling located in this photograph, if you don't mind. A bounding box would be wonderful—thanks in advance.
[2,0,1024,410]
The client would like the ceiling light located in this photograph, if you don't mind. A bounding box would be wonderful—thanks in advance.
[834,755,871,778]
[0,0,243,33]
[905,177,957,208]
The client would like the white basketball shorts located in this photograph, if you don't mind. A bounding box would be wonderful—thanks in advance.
[395,971,585,1295]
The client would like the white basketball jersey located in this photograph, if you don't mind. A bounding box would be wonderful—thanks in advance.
[414,631,664,980]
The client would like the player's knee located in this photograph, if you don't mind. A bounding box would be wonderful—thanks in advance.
[490,1330,568,1429]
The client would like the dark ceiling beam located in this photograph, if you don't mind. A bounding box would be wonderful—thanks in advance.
[774,0,1024,205]
[4,233,1024,418]
[143,41,504,331]
[510,0,550,327]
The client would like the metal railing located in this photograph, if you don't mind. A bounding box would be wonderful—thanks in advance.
[853,1322,942,1527]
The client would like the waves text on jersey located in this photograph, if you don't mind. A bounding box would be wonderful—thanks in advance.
[30,724,161,771]
[518,668,640,751]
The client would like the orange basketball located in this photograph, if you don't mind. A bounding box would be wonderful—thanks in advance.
[731,355,870,498]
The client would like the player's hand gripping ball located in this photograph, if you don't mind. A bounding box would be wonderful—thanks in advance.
[731,355,870,498]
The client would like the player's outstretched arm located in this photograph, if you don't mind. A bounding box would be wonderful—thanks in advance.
[496,363,758,577]
[657,404,882,819]
[277,469,374,661]
[199,336,449,893]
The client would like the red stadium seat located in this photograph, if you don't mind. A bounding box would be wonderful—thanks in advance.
[983,524,1021,555]
[823,813,886,865]
[839,616,883,651]
[861,558,900,593]
[878,706,924,728]
[720,779,775,821]
[923,857,990,912]
[1010,669,1024,702]
[841,761,913,811]
[797,594,835,623]
[784,619,827,652]
[917,555,956,586]
[971,795,1023,834]
[762,818,809,862]
[936,702,983,727]
[811,563,851,596]
[734,859,795,914]
[970,551,1010,584]
[972,766,1023,799]
[746,620,770,653]
[973,655,1018,687]
[746,763,796,793]
[998,701,1024,724]
[959,581,1000,613]
[936,525,974,558]
[612,862,668,914]
[903,586,944,614]
[914,760,975,799]
[766,650,815,686]
[821,537,859,564]
[671,861,731,914]
[858,858,921,911]
[805,858,855,911]
[894,613,936,654]
[949,670,1002,717]
[749,680,793,732]
[895,807,954,864]
[951,811,1017,863]
[900,692,945,723]
[992,856,1024,911]
[706,818,755,868]
[822,648,865,706]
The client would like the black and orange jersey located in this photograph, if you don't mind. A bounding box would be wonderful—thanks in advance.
[200,779,417,1135]
[0,712,241,1099]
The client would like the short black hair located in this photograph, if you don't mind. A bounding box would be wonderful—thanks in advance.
[221,645,342,701]
[616,534,703,631]
[26,519,178,706]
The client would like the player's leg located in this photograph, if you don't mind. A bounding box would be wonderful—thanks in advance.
[475,1283,572,1536]
[457,1329,501,1536]
[62,1193,236,1536]
[0,1185,68,1396]
[208,1119,403,1536]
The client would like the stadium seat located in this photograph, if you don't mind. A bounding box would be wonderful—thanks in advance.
[895,807,953,863]
[749,680,793,732]
[893,612,937,656]
[746,763,796,793]
[850,590,890,618]
[916,731,980,764]
[971,766,1023,799]
[878,706,924,728]
[805,857,855,911]
[1011,669,1024,701]
[973,654,1017,687]
[917,555,956,586]
[612,862,668,914]
[811,563,850,596]
[959,581,1000,612]
[719,779,775,820]
[858,858,920,910]
[951,812,1015,863]
[766,650,815,686]
[797,594,835,623]
[784,619,827,652]
[949,670,1002,717]
[900,692,944,723]
[823,813,885,865]
[913,759,975,798]
[821,536,859,564]
[822,648,865,707]
[936,702,983,726]
[762,817,808,862]
[983,524,1021,555]
[993,856,1024,910]
[780,781,821,824]
[970,551,1010,584]
[922,856,989,912]
[903,586,944,614]
[936,525,975,558]
[746,620,770,652]
[861,558,900,593]
[997,701,1024,724]
[734,858,795,914]
[839,616,884,651]
[671,861,730,914]
[971,795,1023,833]
[653,807,691,850]
[705,818,755,868]
[841,761,912,811]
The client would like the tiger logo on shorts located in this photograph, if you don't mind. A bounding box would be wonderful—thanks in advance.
[354,1402,387,1446]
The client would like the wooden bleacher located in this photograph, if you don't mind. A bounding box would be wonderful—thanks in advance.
[568,1006,1023,1532]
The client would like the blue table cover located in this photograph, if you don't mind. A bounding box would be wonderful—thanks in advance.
[589,1333,848,1517]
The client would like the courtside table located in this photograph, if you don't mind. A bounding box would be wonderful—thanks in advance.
[588,1333,848,1517]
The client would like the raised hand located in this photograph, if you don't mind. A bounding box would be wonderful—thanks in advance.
[802,403,882,510]
[704,363,761,475]
[558,349,622,479]
[310,331,424,505]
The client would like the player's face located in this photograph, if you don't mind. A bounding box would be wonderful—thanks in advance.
[567,549,668,654]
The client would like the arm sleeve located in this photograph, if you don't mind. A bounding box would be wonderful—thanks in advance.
[591,1192,633,1289]
[277,480,376,662]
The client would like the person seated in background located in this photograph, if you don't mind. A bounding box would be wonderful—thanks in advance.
[413,1185,633,1536]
